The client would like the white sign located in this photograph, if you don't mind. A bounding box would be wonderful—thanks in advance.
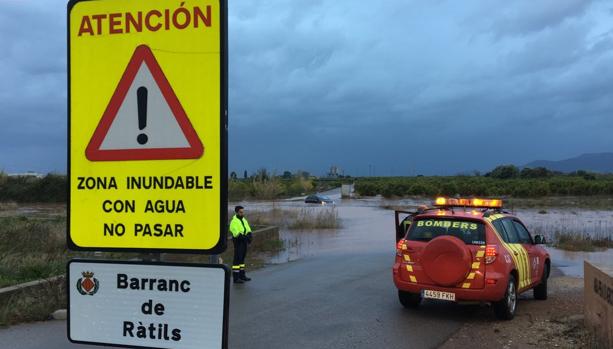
[68,260,229,349]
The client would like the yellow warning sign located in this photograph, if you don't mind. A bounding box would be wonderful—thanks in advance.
[68,0,227,253]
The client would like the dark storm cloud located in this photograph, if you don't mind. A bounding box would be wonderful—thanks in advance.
[229,0,613,175]
[2,1,613,175]
[0,1,66,173]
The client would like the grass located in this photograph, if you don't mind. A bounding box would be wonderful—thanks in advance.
[507,196,613,209]
[0,216,67,288]
[0,212,71,325]
[258,238,284,251]
[376,197,613,253]
[548,232,613,252]
[355,174,613,199]
[288,208,340,229]
[378,195,613,210]
[242,206,341,230]
[217,236,285,270]
[0,278,66,326]
[379,204,411,211]
[0,212,287,325]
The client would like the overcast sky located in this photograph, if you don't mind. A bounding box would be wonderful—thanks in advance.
[1,0,613,176]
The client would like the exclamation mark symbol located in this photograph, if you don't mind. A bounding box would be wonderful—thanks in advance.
[137,86,148,145]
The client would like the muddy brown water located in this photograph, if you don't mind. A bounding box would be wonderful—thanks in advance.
[235,196,613,277]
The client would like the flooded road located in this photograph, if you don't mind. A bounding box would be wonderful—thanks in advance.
[269,205,393,263]
[3,195,610,349]
[546,247,613,277]
[240,195,613,277]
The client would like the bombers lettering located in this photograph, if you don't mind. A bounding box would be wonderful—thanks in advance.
[77,4,212,36]
[417,220,478,230]
[117,273,191,292]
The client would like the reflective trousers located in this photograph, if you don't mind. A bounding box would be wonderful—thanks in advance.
[232,236,248,274]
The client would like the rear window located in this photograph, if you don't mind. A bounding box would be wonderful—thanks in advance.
[406,219,486,245]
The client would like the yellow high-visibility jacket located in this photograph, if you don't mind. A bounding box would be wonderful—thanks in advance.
[229,215,252,238]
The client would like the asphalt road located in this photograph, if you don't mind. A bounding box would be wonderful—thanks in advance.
[227,250,469,349]
[0,250,477,349]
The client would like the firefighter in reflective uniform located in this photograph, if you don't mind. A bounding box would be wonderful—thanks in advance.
[230,205,252,284]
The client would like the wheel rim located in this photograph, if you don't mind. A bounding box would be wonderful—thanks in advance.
[507,281,516,314]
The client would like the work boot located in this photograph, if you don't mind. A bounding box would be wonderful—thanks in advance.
[233,273,244,284]
[239,270,251,282]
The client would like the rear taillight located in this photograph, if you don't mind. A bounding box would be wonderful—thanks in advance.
[396,239,407,256]
[485,245,497,264]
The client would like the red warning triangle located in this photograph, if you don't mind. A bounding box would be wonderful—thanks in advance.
[85,45,204,161]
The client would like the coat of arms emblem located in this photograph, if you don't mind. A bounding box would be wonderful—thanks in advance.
[76,271,100,296]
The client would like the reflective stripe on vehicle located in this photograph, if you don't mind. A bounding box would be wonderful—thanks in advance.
[485,215,531,289]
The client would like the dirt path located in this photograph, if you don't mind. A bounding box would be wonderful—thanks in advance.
[440,273,588,349]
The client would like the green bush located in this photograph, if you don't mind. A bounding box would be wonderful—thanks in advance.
[487,165,520,179]
[0,173,67,203]
[354,173,613,198]
[228,176,320,201]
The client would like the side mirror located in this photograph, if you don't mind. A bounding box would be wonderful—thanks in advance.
[534,235,546,245]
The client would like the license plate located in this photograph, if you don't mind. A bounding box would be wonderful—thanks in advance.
[422,289,456,301]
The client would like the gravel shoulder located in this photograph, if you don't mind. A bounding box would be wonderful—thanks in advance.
[440,272,587,349]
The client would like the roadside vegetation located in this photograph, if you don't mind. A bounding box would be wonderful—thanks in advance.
[229,169,342,201]
[0,171,343,203]
[0,216,66,287]
[232,206,341,230]
[4,166,611,203]
[355,166,613,198]
[548,232,613,252]
[0,206,291,324]
[0,173,66,203]
[0,214,69,325]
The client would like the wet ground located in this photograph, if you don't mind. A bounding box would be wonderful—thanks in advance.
[441,276,587,349]
[545,247,613,277]
[0,203,65,218]
[2,194,611,348]
[238,193,613,278]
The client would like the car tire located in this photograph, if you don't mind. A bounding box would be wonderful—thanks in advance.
[398,290,421,308]
[493,274,517,320]
[533,264,549,300]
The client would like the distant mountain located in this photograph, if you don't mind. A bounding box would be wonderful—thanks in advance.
[524,153,613,173]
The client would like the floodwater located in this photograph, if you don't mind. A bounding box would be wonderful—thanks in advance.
[237,194,613,278]
[378,197,613,239]
[546,247,613,277]
[268,205,393,263]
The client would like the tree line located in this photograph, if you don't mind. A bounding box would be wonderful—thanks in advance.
[0,173,67,203]
[0,170,339,203]
[1,165,610,203]
[355,166,612,198]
